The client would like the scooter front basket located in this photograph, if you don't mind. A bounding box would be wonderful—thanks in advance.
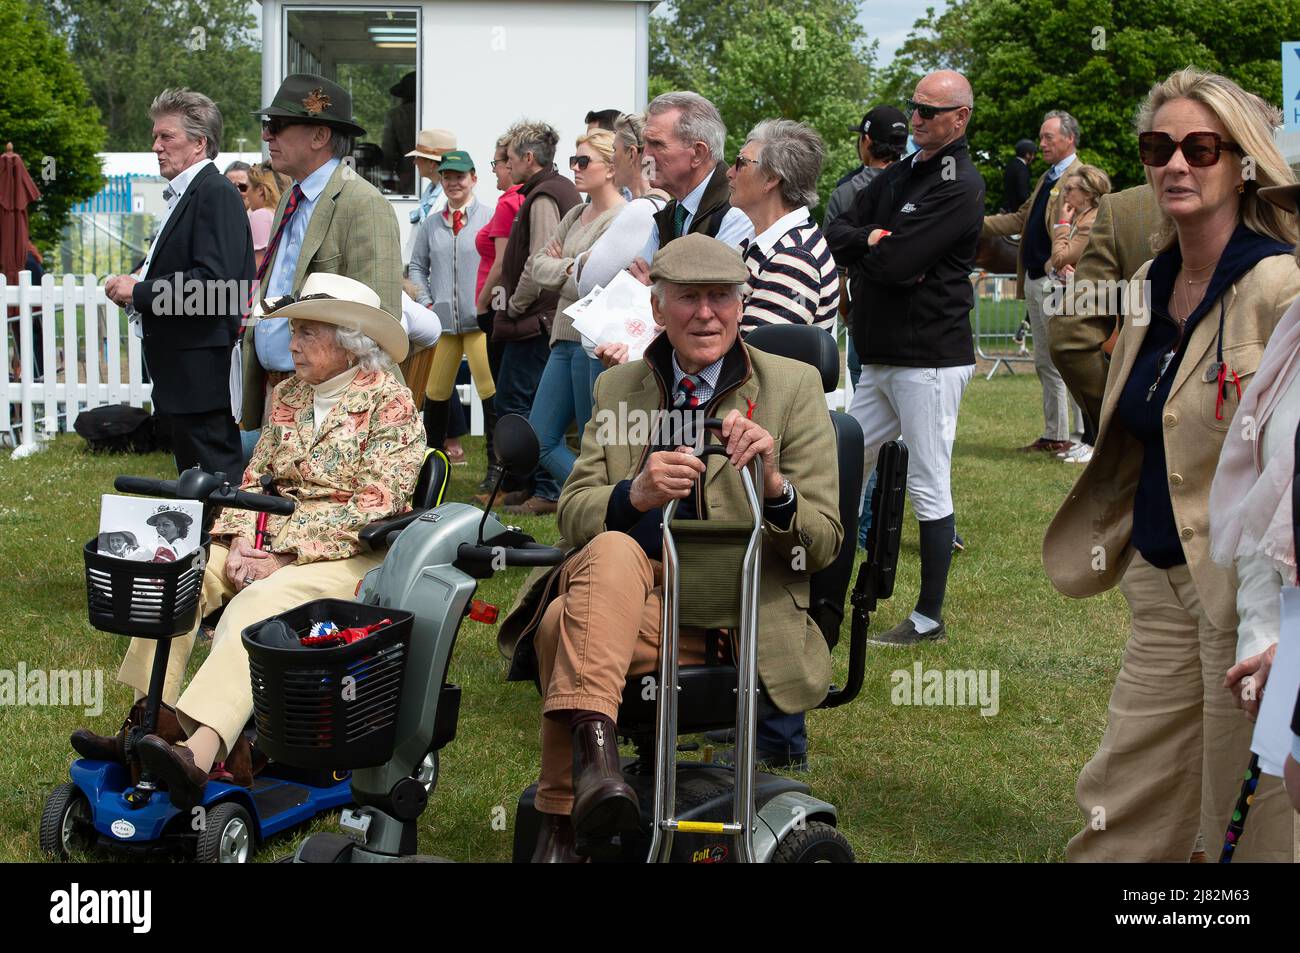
[83,537,209,639]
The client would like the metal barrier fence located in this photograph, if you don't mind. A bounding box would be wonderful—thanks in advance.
[970,272,1034,380]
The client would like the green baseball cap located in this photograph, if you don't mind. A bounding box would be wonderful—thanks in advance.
[252,73,366,138]
[437,150,475,174]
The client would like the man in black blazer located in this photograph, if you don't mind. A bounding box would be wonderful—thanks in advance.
[105,88,252,478]
[998,139,1034,213]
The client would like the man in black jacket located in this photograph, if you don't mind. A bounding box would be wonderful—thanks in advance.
[105,88,252,478]
[825,69,983,646]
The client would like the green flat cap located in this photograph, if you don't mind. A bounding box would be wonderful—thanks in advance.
[649,233,749,285]
[437,150,475,174]
[253,73,366,138]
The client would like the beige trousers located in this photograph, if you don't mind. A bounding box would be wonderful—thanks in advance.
[533,532,711,815]
[1067,553,1294,862]
[117,542,381,761]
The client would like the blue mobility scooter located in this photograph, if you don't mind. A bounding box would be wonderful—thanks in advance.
[40,452,452,863]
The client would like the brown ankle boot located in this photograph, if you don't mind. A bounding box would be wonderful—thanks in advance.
[530,813,587,863]
[570,718,639,855]
[71,698,187,786]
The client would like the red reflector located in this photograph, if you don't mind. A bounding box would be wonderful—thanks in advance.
[469,599,499,624]
[355,579,364,597]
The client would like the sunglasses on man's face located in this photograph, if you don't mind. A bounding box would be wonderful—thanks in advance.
[907,99,964,121]
[569,155,594,171]
[261,117,305,137]
[732,154,756,171]
[235,182,248,192]
[1138,131,1240,168]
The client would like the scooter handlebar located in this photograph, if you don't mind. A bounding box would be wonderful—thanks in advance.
[457,541,567,567]
[112,473,296,516]
[113,476,179,497]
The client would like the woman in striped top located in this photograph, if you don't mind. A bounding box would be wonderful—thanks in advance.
[727,119,840,335]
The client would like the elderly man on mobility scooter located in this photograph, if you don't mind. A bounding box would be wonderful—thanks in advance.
[500,234,843,862]
[70,275,425,809]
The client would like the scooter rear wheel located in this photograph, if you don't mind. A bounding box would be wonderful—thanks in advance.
[40,783,94,860]
[771,821,854,863]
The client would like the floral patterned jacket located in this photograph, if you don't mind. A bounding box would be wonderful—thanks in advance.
[212,369,424,563]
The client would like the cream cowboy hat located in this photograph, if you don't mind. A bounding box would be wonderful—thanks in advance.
[262,273,410,363]
[405,128,457,160]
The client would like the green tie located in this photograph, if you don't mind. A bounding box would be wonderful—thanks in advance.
[672,203,689,238]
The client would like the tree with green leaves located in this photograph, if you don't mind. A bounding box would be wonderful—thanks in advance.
[39,0,262,153]
[651,0,877,214]
[0,0,104,252]
[883,0,1300,207]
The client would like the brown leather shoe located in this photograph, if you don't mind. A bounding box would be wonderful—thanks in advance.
[71,698,186,784]
[136,735,209,811]
[70,728,124,764]
[530,813,588,863]
[502,495,558,516]
[1017,438,1073,453]
[570,718,639,856]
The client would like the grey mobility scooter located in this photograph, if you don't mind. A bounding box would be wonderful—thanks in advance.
[239,324,905,862]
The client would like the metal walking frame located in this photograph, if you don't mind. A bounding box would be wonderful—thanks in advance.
[647,443,764,863]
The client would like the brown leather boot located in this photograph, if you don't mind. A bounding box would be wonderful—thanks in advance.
[71,698,186,782]
[570,718,639,856]
[530,813,587,863]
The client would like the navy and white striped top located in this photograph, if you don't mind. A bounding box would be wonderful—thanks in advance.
[739,208,839,336]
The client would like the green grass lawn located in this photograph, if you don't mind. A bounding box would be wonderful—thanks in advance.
[0,369,1129,862]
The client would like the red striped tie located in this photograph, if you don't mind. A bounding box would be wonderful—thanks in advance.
[245,184,304,324]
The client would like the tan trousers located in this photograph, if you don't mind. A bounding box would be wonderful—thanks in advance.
[424,331,495,401]
[117,543,381,762]
[1067,553,1294,862]
[533,532,710,814]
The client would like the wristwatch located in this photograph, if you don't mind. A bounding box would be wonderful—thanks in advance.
[766,478,794,506]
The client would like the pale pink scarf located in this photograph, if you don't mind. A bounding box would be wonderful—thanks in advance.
[1209,295,1300,575]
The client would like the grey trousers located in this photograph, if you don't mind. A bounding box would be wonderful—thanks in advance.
[1026,275,1084,442]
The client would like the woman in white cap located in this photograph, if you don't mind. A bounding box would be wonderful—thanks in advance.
[70,274,426,809]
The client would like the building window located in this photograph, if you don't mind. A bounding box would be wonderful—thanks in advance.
[284,7,420,195]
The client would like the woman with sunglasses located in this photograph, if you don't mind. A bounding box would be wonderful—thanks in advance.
[509,131,627,515]
[1044,67,1300,862]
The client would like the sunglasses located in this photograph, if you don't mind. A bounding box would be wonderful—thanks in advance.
[907,99,964,121]
[260,117,307,137]
[1138,131,1240,168]
[732,154,756,171]
[569,155,595,171]
[235,182,248,192]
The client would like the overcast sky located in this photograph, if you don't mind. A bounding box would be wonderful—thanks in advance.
[858,0,934,66]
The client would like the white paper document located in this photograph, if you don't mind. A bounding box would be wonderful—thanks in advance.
[1251,586,1300,776]
[566,269,659,362]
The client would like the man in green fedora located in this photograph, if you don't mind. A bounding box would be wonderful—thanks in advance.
[240,73,404,430]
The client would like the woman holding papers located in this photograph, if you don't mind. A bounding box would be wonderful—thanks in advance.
[1210,182,1300,748]
[510,131,626,515]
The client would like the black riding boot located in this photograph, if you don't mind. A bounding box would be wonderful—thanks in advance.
[423,399,450,451]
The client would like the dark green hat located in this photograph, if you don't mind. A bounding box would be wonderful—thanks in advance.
[649,234,749,285]
[253,73,366,138]
[437,150,475,174]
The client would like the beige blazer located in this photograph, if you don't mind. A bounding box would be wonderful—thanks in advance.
[499,339,844,714]
[1043,254,1300,630]
[983,156,1082,295]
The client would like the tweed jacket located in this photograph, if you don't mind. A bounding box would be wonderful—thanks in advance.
[1050,184,1162,429]
[213,369,424,564]
[983,156,1082,296]
[498,334,844,714]
[1043,254,1300,630]
[240,163,403,428]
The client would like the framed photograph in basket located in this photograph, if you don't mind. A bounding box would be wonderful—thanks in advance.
[98,495,203,564]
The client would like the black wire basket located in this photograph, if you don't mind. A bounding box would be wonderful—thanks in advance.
[242,599,414,769]
[83,537,209,639]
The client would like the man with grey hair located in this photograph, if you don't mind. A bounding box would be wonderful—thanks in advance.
[983,109,1084,455]
[630,91,753,280]
[239,73,402,430]
[104,88,251,477]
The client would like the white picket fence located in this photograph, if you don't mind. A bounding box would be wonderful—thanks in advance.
[3,271,151,457]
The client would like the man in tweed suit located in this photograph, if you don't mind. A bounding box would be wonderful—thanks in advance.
[1048,183,1161,432]
[241,74,403,429]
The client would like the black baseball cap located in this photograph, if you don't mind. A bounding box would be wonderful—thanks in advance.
[1015,138,1037,158]
[849,106,909,145]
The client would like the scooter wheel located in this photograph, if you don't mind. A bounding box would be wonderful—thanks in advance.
[770,821,854,863]
[195,801,254,864]
[40,783,94,860]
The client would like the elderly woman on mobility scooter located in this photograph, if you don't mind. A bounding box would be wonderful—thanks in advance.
[499,235,844,862]
[71,274,425,809]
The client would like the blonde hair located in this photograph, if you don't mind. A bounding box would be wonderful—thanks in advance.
[576,129,616,166]
[1063,164,1112,207]
[1136,68,1297,251]
[248,163,284,208]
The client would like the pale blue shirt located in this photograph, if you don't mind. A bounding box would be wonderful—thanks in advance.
[255,157,341,371]
[638,171,754,265]
[1048,153,1076,183]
